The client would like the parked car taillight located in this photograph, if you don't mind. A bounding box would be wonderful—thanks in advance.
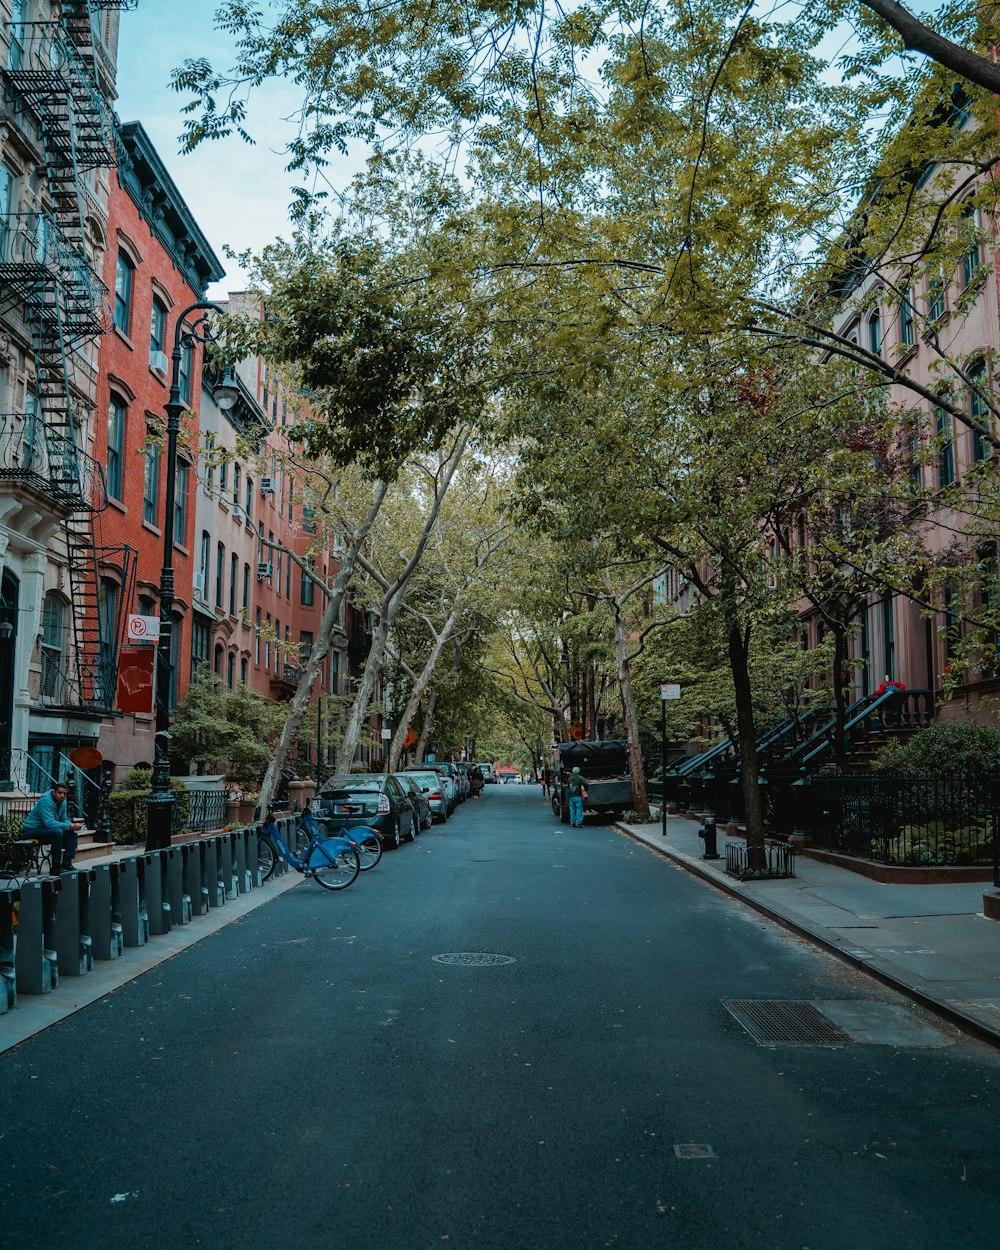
[430,791,442,801]
[378,794,391,814]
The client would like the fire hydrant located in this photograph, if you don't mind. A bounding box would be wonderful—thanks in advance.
[698,815,721,861]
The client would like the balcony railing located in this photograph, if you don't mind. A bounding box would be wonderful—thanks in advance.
[0,415,108,512]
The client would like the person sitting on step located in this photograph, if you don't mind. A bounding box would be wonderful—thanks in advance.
[21,781,85,874]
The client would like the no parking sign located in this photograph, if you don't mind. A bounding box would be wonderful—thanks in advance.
[127,614,160,643]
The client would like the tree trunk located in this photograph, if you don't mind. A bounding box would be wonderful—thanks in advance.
[257,481,388,817]
[414,687,437,764]
[728,618,765,866]
[388,604,462,770]
[335,592,401,774]
[612,603,650,821]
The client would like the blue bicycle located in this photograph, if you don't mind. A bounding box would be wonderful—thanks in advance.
[259,811,360,890]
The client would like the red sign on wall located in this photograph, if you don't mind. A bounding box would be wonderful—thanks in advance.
[116,648,155,714]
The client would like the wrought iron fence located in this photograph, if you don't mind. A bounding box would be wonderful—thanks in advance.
[806,774,999,867]
[725,840,795,880]
[111,790,228,846]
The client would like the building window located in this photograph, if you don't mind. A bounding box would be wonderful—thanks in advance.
[216,543,225,608]
[944,583,961,666]
[276,548,282,595]
[214,642,224,676]
[98,579,119,705]
[868,309,881,357]
[219,459,227,496]
[962,202,981,288]
[233,463,241,509]
[240,656,248,685]
[107,396,125,499]
[927,274,945,322]
[899,293,914,348]
[265,613,271,669]
[299,630,314,664]
[229,553,238,615]
[245,477,253,523]
[881,594,895,681]
[191,617,211,678]
[114,251,134,334]
[255,607,261,663]
[242,562,250,612]
[178,342,193,405]
[936,408,954,487]
[301,570,315,606]
[173,461,189,543]
[150,297,166,364]
[227,651,235,689]
[969,367,991,462]
[40,592,66,699]
[143,441,160,525]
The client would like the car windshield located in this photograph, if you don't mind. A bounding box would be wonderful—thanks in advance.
[322,776,383,793]
[407,772,439,787]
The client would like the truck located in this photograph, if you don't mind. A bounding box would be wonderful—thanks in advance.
[550,739,634,824]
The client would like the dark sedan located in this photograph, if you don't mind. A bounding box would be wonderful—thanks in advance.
[316,774,416,849]
[393,774,432,832]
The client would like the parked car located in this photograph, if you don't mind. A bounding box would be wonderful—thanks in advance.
[316,773,416,849]
[477,762,497,784]
[402,769,451,822]
[394,773,432,831]
[404,763,457,815]
[449,762,470,801]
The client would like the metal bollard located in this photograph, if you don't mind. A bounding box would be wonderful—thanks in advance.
[698,815,721,861]
[221,832,238,901]
[15,877,61,994]
[182,841,210,916]
[143,852,172,936]
[165,847,190,925]
[90,863,124,961]
[54,867,94,976]
[117,856,148,947]
[235,828,251,894]
[0,887,17,1012]
[203,837,223,907]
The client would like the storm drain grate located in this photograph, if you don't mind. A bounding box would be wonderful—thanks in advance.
[723,999,853,1047]
[432,952,517,967]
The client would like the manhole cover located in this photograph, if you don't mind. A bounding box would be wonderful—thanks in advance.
[432,952,516,967]
[673,1144,715,1159]
[723,999,853,1047]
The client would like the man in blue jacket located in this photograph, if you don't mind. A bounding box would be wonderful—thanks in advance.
[22,782,84,873]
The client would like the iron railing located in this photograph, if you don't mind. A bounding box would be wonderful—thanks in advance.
[802,773,999,867]
[111,790,229,846]
[0,414,108,511]
[725,840,795,879]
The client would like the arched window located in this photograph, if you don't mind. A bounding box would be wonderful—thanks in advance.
[114,251,134,334]
[214,642,224,676]
[868,309,881,357]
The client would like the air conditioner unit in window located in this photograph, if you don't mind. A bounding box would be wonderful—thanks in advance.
[150,350,168,374]
[257,562,273,579]
[193,571,205,596]
[232,505,244,523]
[260,477,276,494]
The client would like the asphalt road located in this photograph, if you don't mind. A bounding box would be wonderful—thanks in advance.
[2,786,998,1250]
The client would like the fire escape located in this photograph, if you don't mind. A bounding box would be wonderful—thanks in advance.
[0,1,138,712]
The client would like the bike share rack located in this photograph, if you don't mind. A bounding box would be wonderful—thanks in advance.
[0,818,296,1012]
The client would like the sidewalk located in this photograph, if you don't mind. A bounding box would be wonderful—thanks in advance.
[615,813,1000,1048]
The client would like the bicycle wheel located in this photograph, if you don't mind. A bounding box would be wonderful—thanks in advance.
[257,836,276,882]
[308,841,360,890]
[354,830,382,871]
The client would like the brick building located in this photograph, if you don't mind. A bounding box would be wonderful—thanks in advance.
[89,121,224,780]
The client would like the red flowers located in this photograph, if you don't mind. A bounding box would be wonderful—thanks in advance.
[875,680,906,696]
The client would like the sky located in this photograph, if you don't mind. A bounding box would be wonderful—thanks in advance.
[114,1,363,298]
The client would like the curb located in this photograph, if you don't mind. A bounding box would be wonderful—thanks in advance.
[613,822,1000,1051]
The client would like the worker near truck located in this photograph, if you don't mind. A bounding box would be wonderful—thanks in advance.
[567,766,588,827]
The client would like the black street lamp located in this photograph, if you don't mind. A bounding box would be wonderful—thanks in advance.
[145,301,238,852]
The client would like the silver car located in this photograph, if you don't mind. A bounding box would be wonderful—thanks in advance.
[403,769,452,822]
